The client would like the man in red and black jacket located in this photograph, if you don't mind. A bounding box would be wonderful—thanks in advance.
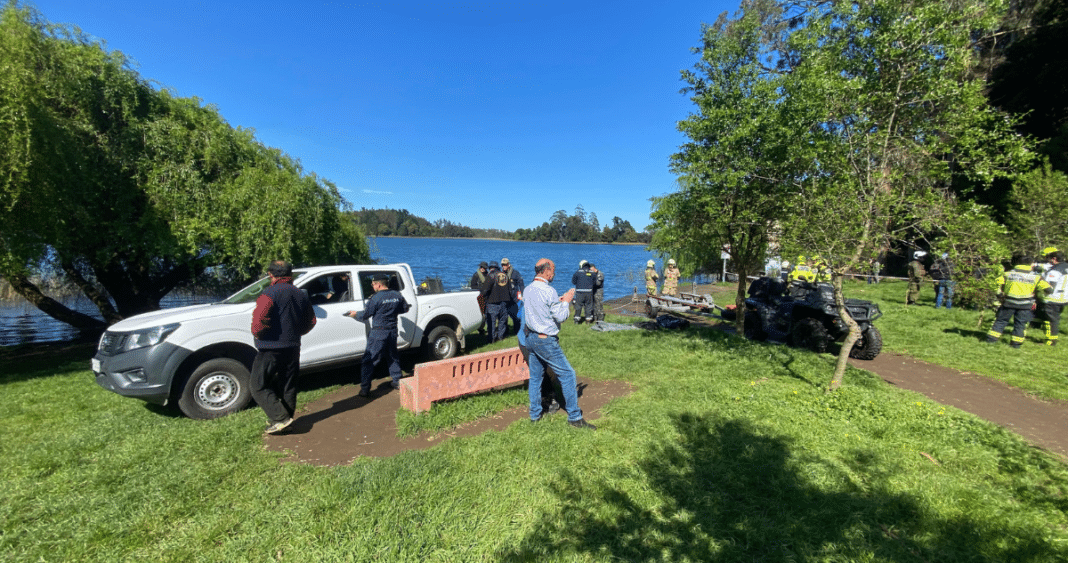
[251,260,316,434]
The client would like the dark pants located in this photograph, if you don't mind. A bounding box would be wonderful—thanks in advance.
[988,306,1033,346]
[1039,302,1065,344]
[573,291,594,322]
[251,347,301,423]
[361,332,402,392]
[593,289,604,321]
[486,302,508,342]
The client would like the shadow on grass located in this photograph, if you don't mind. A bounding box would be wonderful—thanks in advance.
[499,414,1060,562]
[943,326,993,343]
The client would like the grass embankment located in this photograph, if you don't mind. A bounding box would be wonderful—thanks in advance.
[3,300,1068,561]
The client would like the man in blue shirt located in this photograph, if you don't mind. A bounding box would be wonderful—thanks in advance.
[524,258,596,429]
[346,273,411,396]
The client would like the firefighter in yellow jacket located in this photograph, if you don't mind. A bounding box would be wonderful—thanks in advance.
[788,256,817,283]
[644,260,659,295]
[986,255,1053,348]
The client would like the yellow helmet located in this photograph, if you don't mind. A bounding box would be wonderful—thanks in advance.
[1043,246,1059,257]
[797,255,806,264]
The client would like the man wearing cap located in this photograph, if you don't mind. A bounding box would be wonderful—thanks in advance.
[663,259,681,297]
[571,260,595,324]
[501,257,524,335]
[347,273,411,396]
[907,251,927,305]
[480,261,513,342]
[1039,248,1068,346]
[644,260,659,295]
[251,260,317,434]
[470,261,489,336]
[525,258,595,430]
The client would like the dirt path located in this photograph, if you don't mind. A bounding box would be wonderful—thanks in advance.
[264,289,1068,465]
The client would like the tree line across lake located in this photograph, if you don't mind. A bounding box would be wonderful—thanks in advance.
[350,206,652,244]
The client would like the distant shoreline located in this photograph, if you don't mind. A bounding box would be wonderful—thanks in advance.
[367,235,648,246]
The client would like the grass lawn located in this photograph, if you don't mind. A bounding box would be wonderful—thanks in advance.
[842,278,1068,401]
[3,303,1068,561]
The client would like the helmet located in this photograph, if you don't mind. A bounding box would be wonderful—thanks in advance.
[797,255,806,264]
[1043,246,1059,257]
[667,258,676,266]
[913,251,926,259]
[646,260,655,268]
[579,260,588,268]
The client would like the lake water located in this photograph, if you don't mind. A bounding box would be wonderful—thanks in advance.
[0,237,710,346]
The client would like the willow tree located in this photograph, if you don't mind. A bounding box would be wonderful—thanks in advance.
[774,0,1031,390]
[0,2,368,331]
[652,0,813,335]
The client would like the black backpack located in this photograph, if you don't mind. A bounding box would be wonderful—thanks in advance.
[929,259,946,280]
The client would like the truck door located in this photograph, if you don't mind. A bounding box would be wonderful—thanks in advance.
[354,270,418,348]
[299,271,364,366]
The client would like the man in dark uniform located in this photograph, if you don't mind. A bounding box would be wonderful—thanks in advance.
[250,260,317,434]
[470,262,489,336]
[501,257,524,335]
[571,260,595,324]
[480,263,513,342]
[347,273,411,396]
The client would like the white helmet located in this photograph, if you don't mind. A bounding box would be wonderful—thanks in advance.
[667,258,676,266]
[647,260,655,268]
[914,251,927,259]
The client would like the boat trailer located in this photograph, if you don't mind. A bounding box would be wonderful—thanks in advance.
[641,291,723,319]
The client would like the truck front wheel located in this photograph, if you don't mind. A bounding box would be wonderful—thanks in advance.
[177,358,252,419]
[424,325,459,361]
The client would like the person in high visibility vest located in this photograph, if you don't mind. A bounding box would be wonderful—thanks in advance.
[986,255,1053,348]
[788,255,817,283]
[644,260,659,295]
[1038,248,1068,346]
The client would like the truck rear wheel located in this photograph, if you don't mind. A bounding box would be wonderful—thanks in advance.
[424,325,459,361]
[177,358,252,419]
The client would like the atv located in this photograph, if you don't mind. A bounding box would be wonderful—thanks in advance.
[743,277,883,360]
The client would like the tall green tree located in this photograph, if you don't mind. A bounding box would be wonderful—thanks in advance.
[652,0,812,334]
[775,0,1030,389]
[0,2,368,331]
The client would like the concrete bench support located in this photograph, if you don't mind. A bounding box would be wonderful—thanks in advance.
[400,347,527,414]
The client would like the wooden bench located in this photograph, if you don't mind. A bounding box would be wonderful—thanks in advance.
[399,347,527,413]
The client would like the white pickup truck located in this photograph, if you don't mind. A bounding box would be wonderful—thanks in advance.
[91,264,482,419]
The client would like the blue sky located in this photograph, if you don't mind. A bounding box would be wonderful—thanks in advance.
[32,0,738,231]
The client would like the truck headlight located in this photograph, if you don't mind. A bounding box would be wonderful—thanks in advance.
[120,323,180,353]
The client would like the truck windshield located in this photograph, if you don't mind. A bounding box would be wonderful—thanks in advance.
[221,271,309,304]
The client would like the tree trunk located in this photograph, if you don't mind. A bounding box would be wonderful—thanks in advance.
[735,266,749,336]
[6,272,107,333]
[61,260,122,325]
[827,274,861,391]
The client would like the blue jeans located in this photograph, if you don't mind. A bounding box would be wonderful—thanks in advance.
[936,280,955,309]
[526,335,582,422]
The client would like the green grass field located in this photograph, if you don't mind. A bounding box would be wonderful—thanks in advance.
[3,289,1068,561]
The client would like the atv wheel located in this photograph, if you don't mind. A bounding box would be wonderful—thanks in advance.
[791,317,829,353]
[743,310,767,341]
[849,326,883,360]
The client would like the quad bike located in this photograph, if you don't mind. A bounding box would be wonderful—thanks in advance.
[743,277,883,360]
